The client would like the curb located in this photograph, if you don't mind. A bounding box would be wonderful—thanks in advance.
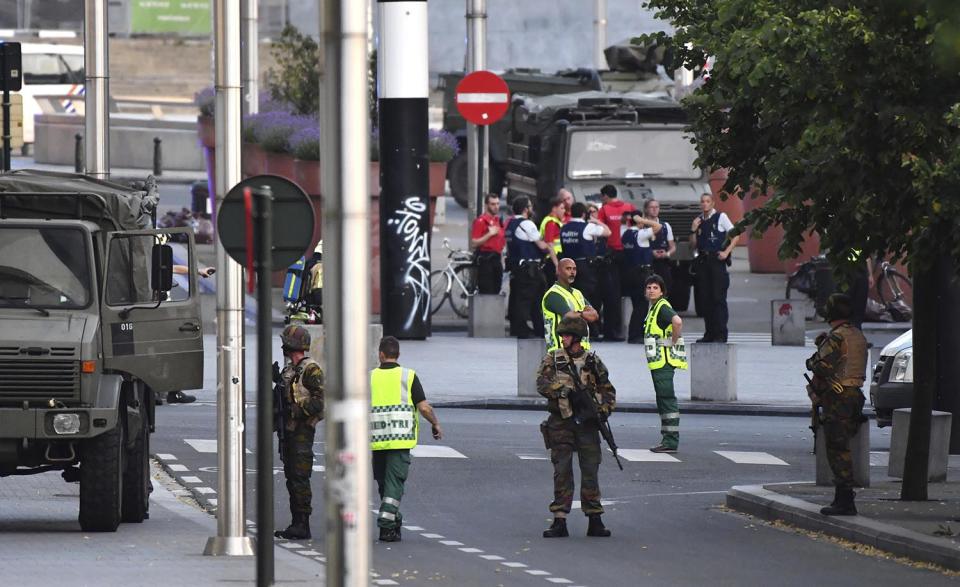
[727,484,960,571]
[432,398,876,418]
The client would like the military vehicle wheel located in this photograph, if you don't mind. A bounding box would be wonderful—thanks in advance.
[79,406,125,532]
[122,383,150,523]
[448,152,469,208]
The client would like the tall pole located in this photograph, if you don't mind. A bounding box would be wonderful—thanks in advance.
[378,0,431,339]
[241,0,259,117]
[321,1,372,585]
[83,0,109,178]
[465,0,487,220]
[254,188,274,586]
[204,0,254,558]
[593,0,607,70]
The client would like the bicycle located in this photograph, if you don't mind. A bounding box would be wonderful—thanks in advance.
[429,238,478,318]
[785,254,831,319]
[874,260,912,321]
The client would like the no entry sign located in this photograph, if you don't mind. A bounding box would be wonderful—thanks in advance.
[455,70,510,126]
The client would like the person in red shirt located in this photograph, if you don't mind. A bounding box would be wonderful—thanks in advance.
[596,184,636,341]
[470,193,506,294]
[558,188,574,223]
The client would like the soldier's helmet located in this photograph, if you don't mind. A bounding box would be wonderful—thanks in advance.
[556,316,589,340]
[823,293,853,322]
[280,324,311,351]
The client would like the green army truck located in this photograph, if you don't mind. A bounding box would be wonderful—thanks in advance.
[0,170,203,531]
[504,92,708,311]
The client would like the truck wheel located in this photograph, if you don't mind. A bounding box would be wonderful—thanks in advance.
[122,384,150,523]
[79,407,125,532]
[448,152,469,208]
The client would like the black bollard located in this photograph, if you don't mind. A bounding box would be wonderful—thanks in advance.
[153,137,163,176]
[74,133,83,173]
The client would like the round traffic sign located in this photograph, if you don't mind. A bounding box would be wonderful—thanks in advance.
[217,175,315,268]
[455,70,510,126]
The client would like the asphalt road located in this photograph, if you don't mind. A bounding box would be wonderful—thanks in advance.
[149,405,953,586]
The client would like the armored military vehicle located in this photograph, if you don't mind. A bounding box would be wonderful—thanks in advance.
[504,92,708,310]
[0,170,204,531]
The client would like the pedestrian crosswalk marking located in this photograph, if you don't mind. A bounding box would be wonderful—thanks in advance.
[181,475,202,484]
[618,449,682,463]
[299,550,321,556]
[156,453,176,460]
[480,555,504,561]
[571,499,617,510]
[279,543,303,549]
[526,570,551,576]
[313,465,325,472]
[196,486,216,495]
[411,445,467,458]
[714,451,789,466]
[870,451,889,467]
[546,579,573,585]
[517,454,548,460]
[403,525,424,531]
[439,540,464,546]
[168,464,188,472]
[459,548,484,553]
[184,438,252,454]
[501,562,528,568]
[420,533,444,539]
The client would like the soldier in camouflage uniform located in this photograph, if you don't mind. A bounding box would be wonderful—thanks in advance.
[805,293,867,516]
[537,316,617,538]
[274,325,325,539]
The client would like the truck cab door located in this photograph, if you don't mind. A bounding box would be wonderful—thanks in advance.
[101,228,203,393]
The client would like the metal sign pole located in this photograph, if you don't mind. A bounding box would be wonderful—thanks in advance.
[465,0,486,220]
[241,0,259,116]
[594,0,607,70]
[83,0,109,178]
[1,48,9,172]
[255,187,274,586]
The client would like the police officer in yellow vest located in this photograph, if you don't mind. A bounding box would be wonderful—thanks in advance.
[370,336,442,543]
[643,274,687,453]
[542,258,600,352]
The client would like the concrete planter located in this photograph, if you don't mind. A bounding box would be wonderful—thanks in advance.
[743,190,822,274]
[264,150,296,179]
[241,142,267,177]
[293,158,321,196]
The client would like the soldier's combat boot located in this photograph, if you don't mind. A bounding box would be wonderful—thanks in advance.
[275,513,311,539]
[586,514,611,537]
[542,517,569,538]
[820,488,857,516]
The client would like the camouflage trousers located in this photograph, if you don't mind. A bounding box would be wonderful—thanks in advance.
[651,365,679,449]
[372,449,411,529]
[820,387,865,489]
[281,420,317,515]
[544,414,603,516]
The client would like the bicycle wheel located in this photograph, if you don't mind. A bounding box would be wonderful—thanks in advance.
[876,269,912,320]
[449,264,478,319]
[429,270,451,316]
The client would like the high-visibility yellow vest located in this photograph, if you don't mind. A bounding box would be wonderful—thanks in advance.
[370,367,418,451]
[541,283,591,352]
[643,298,687,370]
[539,215,563,253]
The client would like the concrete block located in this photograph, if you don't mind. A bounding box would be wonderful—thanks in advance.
[517,338,546,398]
[771,299,806,346]
[816,420,870,487]
[690,343,737,401]
[468,294,506,338]
[888,408,952,482]
[301,324,384,372]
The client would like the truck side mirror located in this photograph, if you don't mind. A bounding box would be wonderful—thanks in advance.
[151,244,173,293]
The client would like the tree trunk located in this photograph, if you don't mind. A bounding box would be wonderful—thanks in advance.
[931,255,960,453]
[901,258,938,500]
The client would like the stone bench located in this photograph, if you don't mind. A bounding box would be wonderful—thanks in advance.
[888,408,952,482]
[301,324,384,371]
[816,420,870,487]
[469,294,506,338]
[690,343,737,401]
[517,338,546,398]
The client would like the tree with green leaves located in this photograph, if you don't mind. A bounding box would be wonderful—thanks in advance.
[266,25,321,116]
[638,0,960,500]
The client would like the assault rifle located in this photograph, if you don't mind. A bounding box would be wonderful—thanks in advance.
[566,360,624,471]
[272,361,287,462]
[804,373,819,455]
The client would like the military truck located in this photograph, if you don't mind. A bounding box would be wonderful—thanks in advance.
[504,92,708,310]
[0,170,204,531]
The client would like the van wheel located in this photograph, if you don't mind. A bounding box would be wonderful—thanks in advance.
[79,406,125,532]
[122,384,150,523]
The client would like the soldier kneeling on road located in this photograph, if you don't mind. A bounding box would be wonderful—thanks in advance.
[274,325,325,539]
[537,316,617,538]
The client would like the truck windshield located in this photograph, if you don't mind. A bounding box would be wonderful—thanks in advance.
[567,128,701,180]
[0,227,91,309]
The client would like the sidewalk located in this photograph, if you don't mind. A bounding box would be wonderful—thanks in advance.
[728,480,960,572]
[0,463,324,586]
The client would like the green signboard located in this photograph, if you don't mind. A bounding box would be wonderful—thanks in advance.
[130,1,212,36]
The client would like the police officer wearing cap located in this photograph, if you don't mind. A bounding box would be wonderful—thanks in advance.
[536,316,616,538]
[805,293,868,516]
[506,196,558,338]
[559,202,610,334]
[274,325,325,540]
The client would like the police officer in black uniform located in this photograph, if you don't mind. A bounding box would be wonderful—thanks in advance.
[622,211,662,342]
[690,193,740,343]
[559,202,610,338]
[506,196,558,338]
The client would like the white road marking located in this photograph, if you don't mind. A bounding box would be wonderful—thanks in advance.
[184,438,252,454]
[870,451,890,467]
[410,445,467,459]
[571,500,617,510]
[479,555,504,561]
[403,525,424,531]
[618,449,681,463]
[501,562,528,568]
[168,464,189,472]
[279,543,303,549]
[208,499,218,506]
[526,570,551,576]
[420,533,444,539]
[517,454,549,460]
[458,548,484,553]
[312,465,325,472]
[196,486,216,495]
[373,580,399,586]
[299,550,321,556]
[439,540,464,546]
[181,475,202,484]
[546,579,573,584]
[155,453,176,460]
[714,451,789,466]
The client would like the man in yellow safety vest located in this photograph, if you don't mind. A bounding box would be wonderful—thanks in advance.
[541,258,599,353]
[370,336,443,542]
